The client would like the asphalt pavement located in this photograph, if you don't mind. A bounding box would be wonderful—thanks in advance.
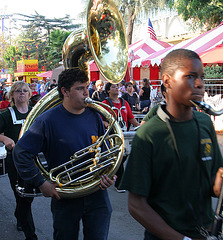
[0,174,144,240]
[0,134,223,240]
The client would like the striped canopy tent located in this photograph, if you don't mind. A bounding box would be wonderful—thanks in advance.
[136,25,223,68]
[89,18,172,82]
[199,44,223,66]
[128,37,172,81]
[88,37,171,81]
[36,70,53,78]
[128,37,171,64]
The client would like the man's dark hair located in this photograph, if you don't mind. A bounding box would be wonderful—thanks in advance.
[105,82,112,95]
[58,69,89,99]
[125,82,133,88]
[161,49,201,76]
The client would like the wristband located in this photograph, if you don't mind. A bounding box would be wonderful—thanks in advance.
[183,237,192,240]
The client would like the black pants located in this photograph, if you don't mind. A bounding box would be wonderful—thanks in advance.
[6,153,37,240]
[114,155,127,189]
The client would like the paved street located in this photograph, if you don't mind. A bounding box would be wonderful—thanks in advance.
[0,173,144,240]
[0,134,223,240]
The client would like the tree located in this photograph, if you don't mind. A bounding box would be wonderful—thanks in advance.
[11,13,82,71]
[3,45,22,77]
[80,0,171,45]
[0,34,11,73]
[115,0,173,45]
[173,0,223,29]
[44,29,71,70]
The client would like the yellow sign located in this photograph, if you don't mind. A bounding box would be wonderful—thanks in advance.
[14,72,43,77]
[17,60,39,72]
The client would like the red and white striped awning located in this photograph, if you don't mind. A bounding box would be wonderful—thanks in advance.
[128,37,171,63]
[133,25,223,67]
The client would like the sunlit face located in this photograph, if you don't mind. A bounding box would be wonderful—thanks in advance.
[62,81,89,111]
[12,86,30,104]
[96,83,104,92]
[167,58,205,107]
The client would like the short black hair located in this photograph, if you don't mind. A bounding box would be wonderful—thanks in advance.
[161,49,201,76]
[125,82,133,87]
[105,82,112,95]
[58,68,89,99]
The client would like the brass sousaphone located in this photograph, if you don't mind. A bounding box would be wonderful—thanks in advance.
[19,0,128,198]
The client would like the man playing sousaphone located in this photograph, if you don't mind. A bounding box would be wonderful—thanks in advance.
[120,49,223,240]
[13,69,117,240]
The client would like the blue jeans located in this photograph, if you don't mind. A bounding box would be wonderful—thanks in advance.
[51,189,112,240]
[140,100,151,114]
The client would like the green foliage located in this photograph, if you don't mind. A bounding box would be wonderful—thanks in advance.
[204,65,223,79]
[44,29,71,70]
[173,0,223,29]
[3,13,81,73]
[3,45,21,76]
[0,34,10,72]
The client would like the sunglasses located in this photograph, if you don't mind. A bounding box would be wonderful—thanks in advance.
[15,89,29,93]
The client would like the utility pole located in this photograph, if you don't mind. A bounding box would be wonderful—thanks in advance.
[0,13,12,73]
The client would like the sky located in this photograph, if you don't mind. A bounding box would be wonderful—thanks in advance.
[1,0,85,19]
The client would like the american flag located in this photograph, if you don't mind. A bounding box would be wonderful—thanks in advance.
[148,18,157,40]
[218,20,223,27]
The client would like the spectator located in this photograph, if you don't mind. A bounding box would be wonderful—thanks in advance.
[30,83,38,97]
[139,78,151,114]
[140,84,166,125]
[122,82,140,112]
[0,91,10,112]
[92,79,108,102]
[48,83,57,92]
[37,80,42,94]
[48,79,58,92]
[89,80,96,98]
[39,81,46,97]
[44,78,51,93]
[118,80,127,97]
[130,79,139,94]
[0,82,7,100]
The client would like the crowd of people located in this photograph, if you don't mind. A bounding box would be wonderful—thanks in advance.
[0,49,222,240]
[89,78,155,115]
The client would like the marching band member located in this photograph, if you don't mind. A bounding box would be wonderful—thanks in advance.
[0,81,37,240]
[120,49,223,240]
[13,69,116,240]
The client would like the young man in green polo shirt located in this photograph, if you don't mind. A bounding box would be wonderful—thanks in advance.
[120,49,223,240]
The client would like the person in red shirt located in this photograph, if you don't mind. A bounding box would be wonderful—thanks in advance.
[30,83,38,97]
[102,83,139,131]
[0,92,10,112]
[102,83,140,192]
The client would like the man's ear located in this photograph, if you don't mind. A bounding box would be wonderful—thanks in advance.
[162,73,171,90]
[61,87,69,97]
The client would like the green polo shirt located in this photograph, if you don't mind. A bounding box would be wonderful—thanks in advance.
[120,106,223,238]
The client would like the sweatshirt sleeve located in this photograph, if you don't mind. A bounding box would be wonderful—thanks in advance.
[13,143,46,188]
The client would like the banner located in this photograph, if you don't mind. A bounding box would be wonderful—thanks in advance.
[17,60,38,73]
